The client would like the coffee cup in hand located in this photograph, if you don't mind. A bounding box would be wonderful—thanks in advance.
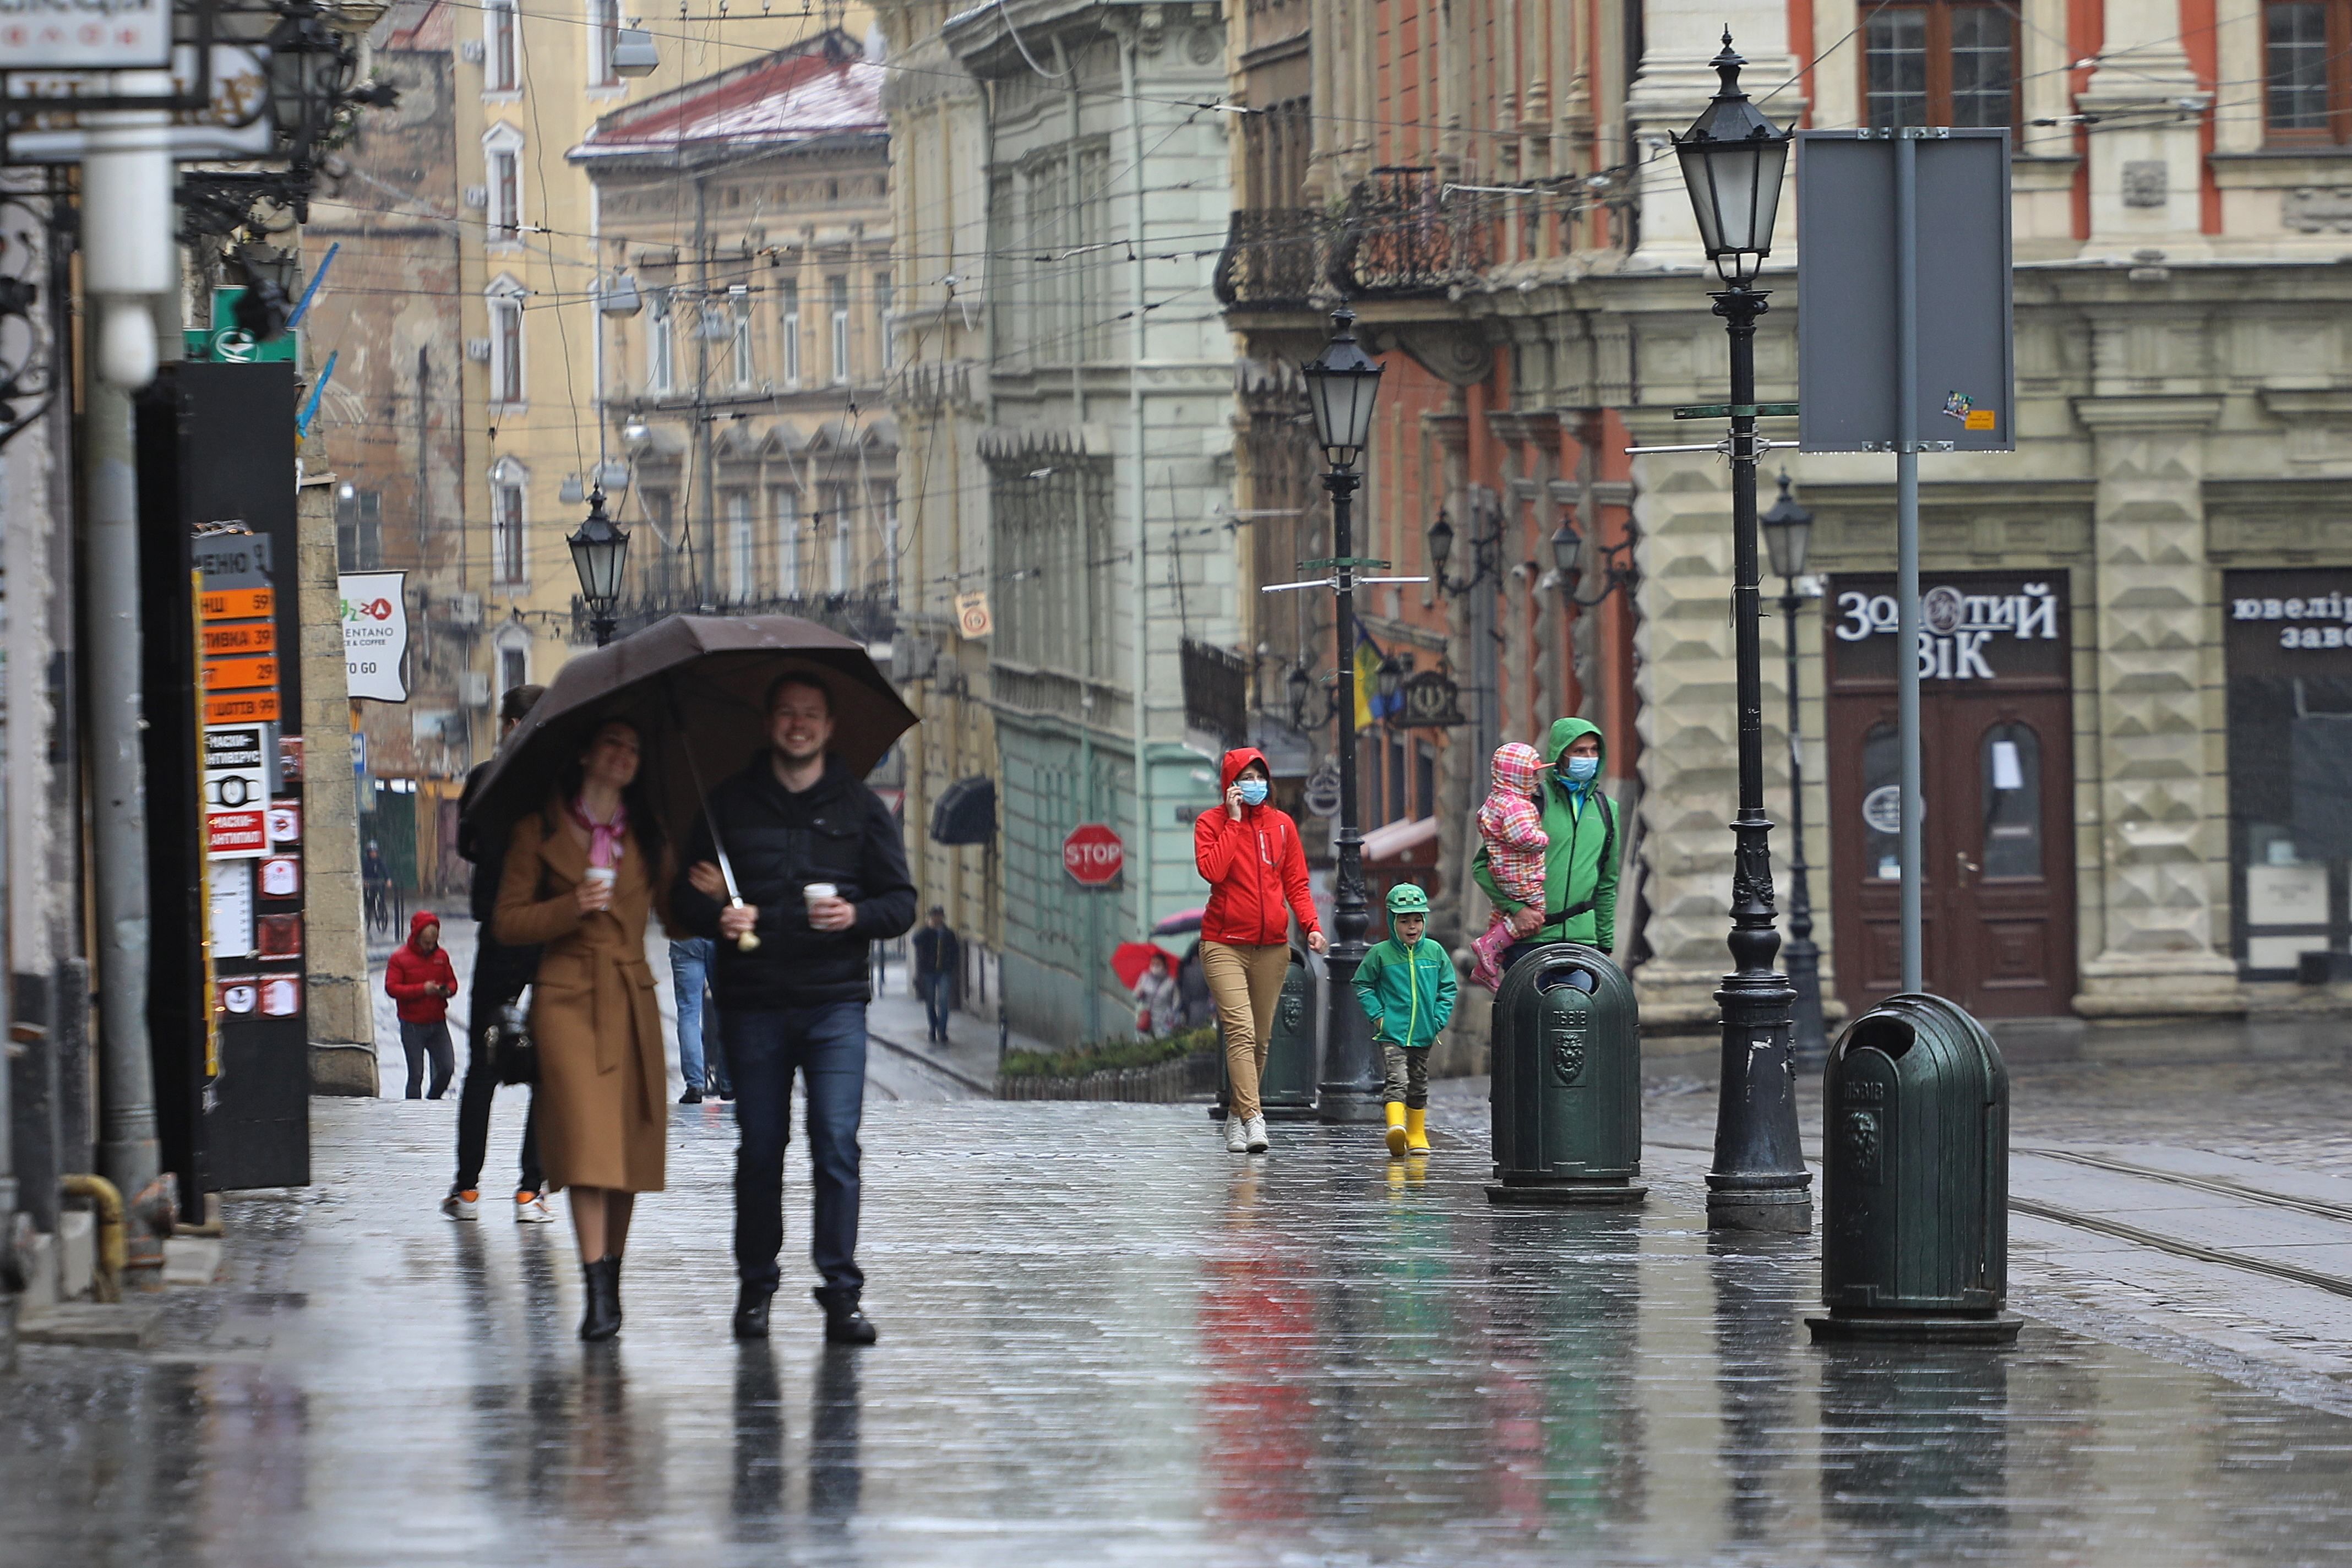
[584,866,617,891]
[803,882,838,911]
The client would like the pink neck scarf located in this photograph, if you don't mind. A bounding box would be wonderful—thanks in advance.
[569,796,628,869]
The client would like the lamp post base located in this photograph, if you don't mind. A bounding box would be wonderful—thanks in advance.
[1806,1310,2024,1346]
[1487,1179,1648,1207]
[1705,1182,1814,1233]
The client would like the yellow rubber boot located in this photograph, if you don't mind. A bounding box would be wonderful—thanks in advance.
[1384,1101,1409,1158]
[1406,1106,1430,1154]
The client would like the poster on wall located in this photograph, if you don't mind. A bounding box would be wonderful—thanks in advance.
[338,571,410,703]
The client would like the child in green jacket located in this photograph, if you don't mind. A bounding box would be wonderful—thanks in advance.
[1353,883,1458,1157]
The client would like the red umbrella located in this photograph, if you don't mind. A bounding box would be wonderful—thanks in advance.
[1112,941,1182,990]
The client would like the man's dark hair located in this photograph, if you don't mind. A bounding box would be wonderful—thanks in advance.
[499,683,547,722]
[928,905,945,919]
[764,671,832,716]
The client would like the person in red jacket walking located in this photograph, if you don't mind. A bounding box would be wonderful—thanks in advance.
[386,910,460,1099]
[1194,748,1326,1155]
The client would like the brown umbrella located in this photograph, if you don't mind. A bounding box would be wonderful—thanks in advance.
[462,613,917,858]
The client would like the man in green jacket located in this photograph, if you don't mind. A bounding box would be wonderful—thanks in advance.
[1352,883,1457,1157]
[1471,716,1620,977]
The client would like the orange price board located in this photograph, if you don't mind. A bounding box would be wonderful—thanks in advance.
[202,622,277,655]
[199,587,275,621]
[204,691,282,724]
[202,655,279,691]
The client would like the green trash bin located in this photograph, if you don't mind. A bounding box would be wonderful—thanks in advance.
[1806,993,2022,1344]
[1486,943,1645,1206]
[1212,948,1318,1122]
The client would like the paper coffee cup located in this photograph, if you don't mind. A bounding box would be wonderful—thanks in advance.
[804,882,838,908]
[584,867,617,890]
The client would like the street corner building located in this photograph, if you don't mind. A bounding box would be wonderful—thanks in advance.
[1210,0,2352,1041]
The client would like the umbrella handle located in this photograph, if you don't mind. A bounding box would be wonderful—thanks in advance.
[729,898,761,952]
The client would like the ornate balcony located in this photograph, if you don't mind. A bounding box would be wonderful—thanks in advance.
[1212,208,1334,313]
[1329,166,1493,299]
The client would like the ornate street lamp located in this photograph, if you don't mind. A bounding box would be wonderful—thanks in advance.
[1761,471,1827,1069]
[1299,307,1385,1124]
[1673,31,1810,1235]
[568,489,631,647]
[265,1,355,221]
[1375,654,1404,707]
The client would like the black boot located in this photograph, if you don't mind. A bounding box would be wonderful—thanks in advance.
[815,1286,878,1346]
[579,1255,622,1341]
[733,1283,775,1340]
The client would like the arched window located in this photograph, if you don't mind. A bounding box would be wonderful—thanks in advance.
[487,275,526,405]
[490,457,529,586]
[483,124,525,242]
[1980,721,2043,879]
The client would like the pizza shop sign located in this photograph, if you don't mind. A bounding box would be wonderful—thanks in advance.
[1832,579,2062,680]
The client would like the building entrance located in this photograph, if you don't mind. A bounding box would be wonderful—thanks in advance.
[1823,572,2077,1019]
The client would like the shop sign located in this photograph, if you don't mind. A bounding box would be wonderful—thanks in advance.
[2222,570,2352,680]
[1396,669,1466,728]
[339,570,409,702]
[1826,573,2068,685]
[2231,590,2352,651]
[0,0,171,69]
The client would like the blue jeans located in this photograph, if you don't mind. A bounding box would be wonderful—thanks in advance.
[725,1001,868,1295]
[918,971,953,1040]
[671,939,731,1095]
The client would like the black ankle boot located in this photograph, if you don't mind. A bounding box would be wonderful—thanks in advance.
[733,1283,775,1340]
[815,1286,878,1346]
[579,1255,622,1341]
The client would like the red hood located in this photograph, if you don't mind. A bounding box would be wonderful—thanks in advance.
[1219,747,1270,792]
[407,911,442,948]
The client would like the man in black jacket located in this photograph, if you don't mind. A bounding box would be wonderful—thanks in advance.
[674,673,916,1344]
[445,684,548,1223]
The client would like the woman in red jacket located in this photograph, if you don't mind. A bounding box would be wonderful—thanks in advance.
[385,910,460,1099]
[1194,748,1326,1154]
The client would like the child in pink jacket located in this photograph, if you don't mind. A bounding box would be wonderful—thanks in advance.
[1469,742,1548,990]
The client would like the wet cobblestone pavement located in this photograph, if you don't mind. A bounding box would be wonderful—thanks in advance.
[14,1092,2352,1566]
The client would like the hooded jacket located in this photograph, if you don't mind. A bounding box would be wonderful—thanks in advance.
[670,752,919,1011]
[1352,933,1457,1049]
[384,911,459,1023]
[1471,717,1620,952]
[1194,748,1322,948]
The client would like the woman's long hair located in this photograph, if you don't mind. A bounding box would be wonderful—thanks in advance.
[546,715,667,872]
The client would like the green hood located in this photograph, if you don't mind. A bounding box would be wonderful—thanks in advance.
[1543,716,1606,771]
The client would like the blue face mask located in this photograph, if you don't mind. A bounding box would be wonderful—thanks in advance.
[1562,754,1600,784]
[1236,776,1270,807]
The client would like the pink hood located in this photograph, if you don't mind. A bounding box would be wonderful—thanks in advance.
[1489,742,1544,797]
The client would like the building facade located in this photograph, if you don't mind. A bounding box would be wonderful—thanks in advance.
[573,30,901,655]
[1220,0,2352,1030]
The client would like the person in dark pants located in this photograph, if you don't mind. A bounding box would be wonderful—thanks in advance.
[910,906,960,1044]
[445,684,552,1225]
[386,910,459,1098]
[673,673,916,1346]
[670,935,733,1103]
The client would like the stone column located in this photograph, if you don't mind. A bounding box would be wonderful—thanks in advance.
[1626,410,1740,1028]
[2072,396,2241,1016]
[2073,12,2212,262]
[298,476,376,1095]
[1624,2,1800,273]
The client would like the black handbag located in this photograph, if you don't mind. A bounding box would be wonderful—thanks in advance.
[488,995,537,1086]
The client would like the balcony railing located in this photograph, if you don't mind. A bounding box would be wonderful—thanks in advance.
[1329,167,1492,299]
[1212,209,1334,312]
[1181,638,1253,747]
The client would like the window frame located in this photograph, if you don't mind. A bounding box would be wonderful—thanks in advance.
[490,462,529,587]
[487,282,526,406]
[729,287,755,388]
[1859,0,2021,132]
[780,280,802,388]
[772,486,801,597]
[487,144,522,242]
[586,0,619,86]
[2263,0,2352,143]
[484,0,520,92]
[828,274,851,385]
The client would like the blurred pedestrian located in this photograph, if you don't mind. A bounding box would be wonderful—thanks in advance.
[1194,748,1326,1156]
[1131,950,1180,1040]
[495,716,674,1342]
[1472,718,1618,983]
[446,683,552,1226]
[385,911,458,1099]
[911,906,960,1044]
[1351,885,1455,1158]
[675,673,916,1346]
[670,936,733,1103]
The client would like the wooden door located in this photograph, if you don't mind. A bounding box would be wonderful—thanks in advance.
[1824,572,2077,1019]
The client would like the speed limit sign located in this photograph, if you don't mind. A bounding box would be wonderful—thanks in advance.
[955,590,993,640]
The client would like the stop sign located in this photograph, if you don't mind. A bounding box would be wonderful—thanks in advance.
[1061,822,1125,886]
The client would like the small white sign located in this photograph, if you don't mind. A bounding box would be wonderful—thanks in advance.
[1862,784,1903,836]
[1989,740,2024,792]
[209,861,255,959]
[339,571,410,703]
[0,0,172,69]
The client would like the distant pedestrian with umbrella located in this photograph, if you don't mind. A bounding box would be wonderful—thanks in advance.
[1128,948,1181,1040]
[674,671,916,1346]
[492,716,674,1341]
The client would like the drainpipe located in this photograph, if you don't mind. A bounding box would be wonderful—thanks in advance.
[80,75,173,1203]
[1122,32,1155,944]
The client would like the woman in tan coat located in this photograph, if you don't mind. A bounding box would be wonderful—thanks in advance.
[495,717,672,1341]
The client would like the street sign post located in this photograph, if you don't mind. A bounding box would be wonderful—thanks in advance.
[1796,127,2014,993]
[1061,823,1125,888]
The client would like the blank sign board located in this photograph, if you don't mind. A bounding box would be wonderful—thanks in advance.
[1796,130,2015,454]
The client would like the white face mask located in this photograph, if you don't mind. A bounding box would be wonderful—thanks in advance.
[1235,776,1270,807]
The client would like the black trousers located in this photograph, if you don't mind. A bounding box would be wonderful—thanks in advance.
[453,956,542,1195]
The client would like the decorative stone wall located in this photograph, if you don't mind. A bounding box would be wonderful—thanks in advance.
[297,476,377,1095]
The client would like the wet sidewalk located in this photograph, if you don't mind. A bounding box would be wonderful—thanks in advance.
[14,1088,2352,1565]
